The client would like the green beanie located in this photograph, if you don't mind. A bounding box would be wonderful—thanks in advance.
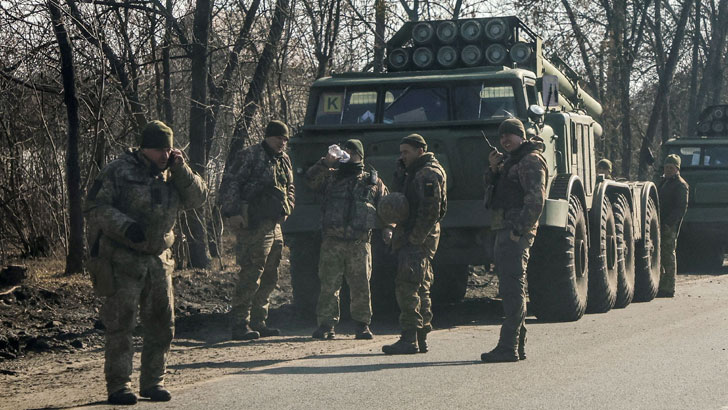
[140,120,173,149]
[665,154,681,169]
[265,120,289,138]
[499,118,526,139]
[400,133,428,150]
[596,159,613,173]
[343,139,365,159]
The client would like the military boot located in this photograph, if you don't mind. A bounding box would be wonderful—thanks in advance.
[140,386,171,402]
[382,330,418,355]
[354,322,374,340]
[251,321,280,337]
[480,345,519,363]
[416,328,429,353]
[312,325,335,340]
[231,321,260,340]
[108,387,138,405]
[518,329,527,361]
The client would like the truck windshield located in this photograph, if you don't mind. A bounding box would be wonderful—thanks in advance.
[453,83,517,120]
[315,88,377,125]
[383,86,448,123]
[666,145,728,168]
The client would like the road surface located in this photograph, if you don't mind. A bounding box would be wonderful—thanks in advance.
[78,275,728,410]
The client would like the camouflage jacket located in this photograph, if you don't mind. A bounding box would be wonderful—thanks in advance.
[306,159,388,241]
[393,152,447,248]
[84,149,208,256]
[485,140,547,238]
[658,174,689,228]
[218,141,295,226]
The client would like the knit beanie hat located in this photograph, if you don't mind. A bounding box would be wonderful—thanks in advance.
[343,139,365,159]
[498,118,526,139]
[665,154,681,169]
[140,120,173,149]
[400,133,428,150]
[596,159,613,173]
[265,120,289,138]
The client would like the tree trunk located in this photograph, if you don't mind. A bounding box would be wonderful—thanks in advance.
[686,0,701,136]
[162,0,174,124]
[373,0,386,73]
[48,0,84,274]
[694,0,728,118]
[185,0,213,269]
[225,0,291,166]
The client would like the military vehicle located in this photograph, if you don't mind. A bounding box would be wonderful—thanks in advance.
[284,16,661,321]
[662,105,728,272]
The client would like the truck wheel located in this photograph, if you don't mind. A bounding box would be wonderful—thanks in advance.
[613,194,635,308]
[586,196,618,313]
[370,234,398,314]
[634,197,660,302]
[432,263,469,305]
[288,232,322,316]
[527,195,588,322]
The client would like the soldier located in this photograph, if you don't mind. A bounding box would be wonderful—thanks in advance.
[596,158,613,179]
[84,121,208,404]
[218,120,295,340]
[305,139,388,340]
[657,154,689,297]
[382,134,447,355]
[481,118,547,363]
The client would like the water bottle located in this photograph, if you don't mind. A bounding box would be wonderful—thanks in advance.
[328,144,350,162]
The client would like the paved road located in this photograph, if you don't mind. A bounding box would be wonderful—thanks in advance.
[84,276,728,410]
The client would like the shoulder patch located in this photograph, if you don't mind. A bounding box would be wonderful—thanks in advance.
[425,182,435,197]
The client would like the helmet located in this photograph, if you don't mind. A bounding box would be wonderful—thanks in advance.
[378,193,409,224]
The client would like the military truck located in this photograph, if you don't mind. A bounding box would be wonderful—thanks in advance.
[284,16,661,321]
[663,105,728,272]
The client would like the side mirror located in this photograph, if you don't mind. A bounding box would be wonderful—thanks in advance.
[528,104,545,122]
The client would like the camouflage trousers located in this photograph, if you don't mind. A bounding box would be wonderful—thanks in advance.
[659,224,680,294]
[231,219,283,326]
[494,229,533,350]
[101,248,175,394]
[395,235,438,331]
[316,237,372,326]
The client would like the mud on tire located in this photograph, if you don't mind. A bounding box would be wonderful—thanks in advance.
[634,197,660,302]
[527,195,588,322]
[613,194,635,308]
[586,196,618,313]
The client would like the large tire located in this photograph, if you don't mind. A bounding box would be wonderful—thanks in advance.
[288,232,322,316]
[370,234,398,314]
[432,263,469,305]
[634,197,660,302]
[586,196,618,313]
[613,194,635,308]
[527,195,588,322]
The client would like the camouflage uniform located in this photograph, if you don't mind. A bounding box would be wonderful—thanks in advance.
[485,139,547,353]
[306,159,387,327]
[657,174,689,295]
[391,152,447,332]
[84,149,207,395]
[218,141,295,328]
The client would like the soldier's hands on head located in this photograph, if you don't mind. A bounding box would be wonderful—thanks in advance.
[125,222,146,243]
[382,227,394,244]
[169,149,184,168]
[488,150,504,172]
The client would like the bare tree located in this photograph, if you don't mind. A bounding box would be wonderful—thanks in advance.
[47,0,84,274]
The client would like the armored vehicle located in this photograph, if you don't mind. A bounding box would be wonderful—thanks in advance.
[663,105,728,272]
[284,16,661,321]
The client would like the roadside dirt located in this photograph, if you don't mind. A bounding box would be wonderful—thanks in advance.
[0,247,724,410]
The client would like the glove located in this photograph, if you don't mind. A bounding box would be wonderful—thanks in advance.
[125,223,146,243]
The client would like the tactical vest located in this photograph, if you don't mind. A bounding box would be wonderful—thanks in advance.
[491,142,545,211]
[321,170,379,240]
